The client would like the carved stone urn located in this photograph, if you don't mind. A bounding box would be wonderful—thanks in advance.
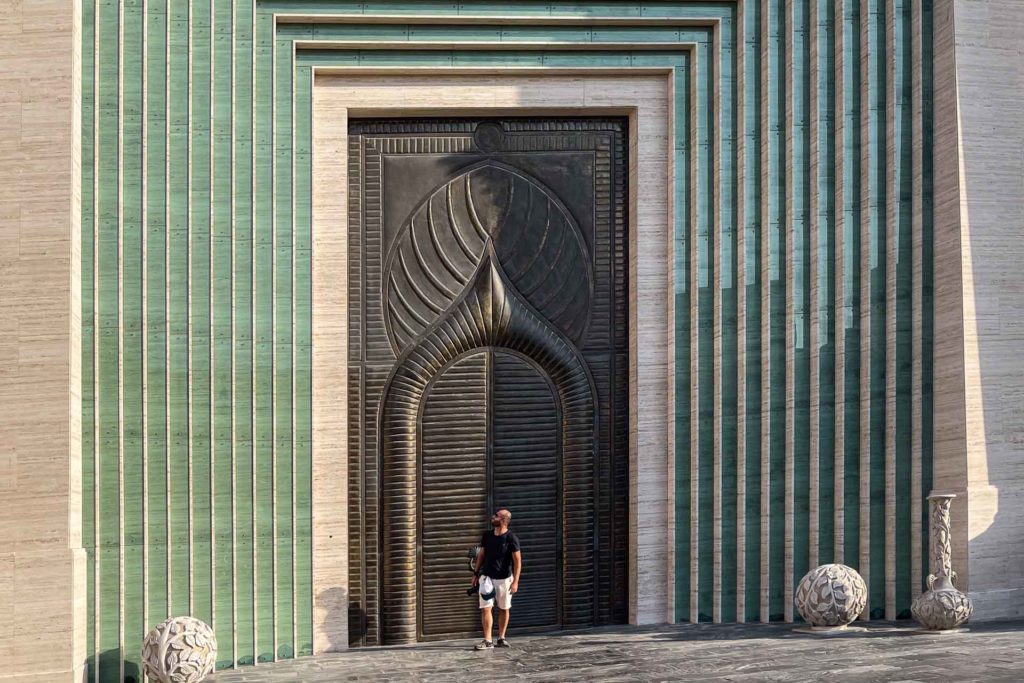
[794,563,868,631]
[141,616,218,683]
[912,493,973,631]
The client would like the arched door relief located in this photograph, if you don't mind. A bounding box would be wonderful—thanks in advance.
[347,119,630,646]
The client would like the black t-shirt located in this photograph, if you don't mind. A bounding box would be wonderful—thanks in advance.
[479,530,521,580]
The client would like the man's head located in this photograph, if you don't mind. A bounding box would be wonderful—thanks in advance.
[490,509,511,529]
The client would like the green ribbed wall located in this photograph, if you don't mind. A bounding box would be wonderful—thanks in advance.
[80,0,933,679]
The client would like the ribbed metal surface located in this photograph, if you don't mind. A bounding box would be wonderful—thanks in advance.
[492,353,560,629]
[348,118,627,645]
[419,354,488,638]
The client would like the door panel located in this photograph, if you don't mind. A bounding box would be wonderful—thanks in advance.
[419,353,488,638]
[491,352,560,629]
[347,118,629,646]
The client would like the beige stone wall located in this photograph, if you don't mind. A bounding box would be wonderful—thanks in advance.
[0,0,85,680]
[311,72,674,636]
[954,0,1024,619]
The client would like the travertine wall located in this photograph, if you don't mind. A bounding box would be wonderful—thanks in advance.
[0,0,85,681]
[934,0,1024,619]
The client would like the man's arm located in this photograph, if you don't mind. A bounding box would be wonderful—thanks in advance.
[511,551,522,593]
[471,547,484,586]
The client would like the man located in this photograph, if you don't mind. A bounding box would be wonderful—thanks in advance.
[470,508,522,650]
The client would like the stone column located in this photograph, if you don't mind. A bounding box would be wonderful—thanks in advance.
[0,0,86,680]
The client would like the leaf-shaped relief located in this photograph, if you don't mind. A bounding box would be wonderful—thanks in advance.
[383,162,593,355]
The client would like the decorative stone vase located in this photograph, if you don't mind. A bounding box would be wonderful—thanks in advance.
[141,616,218,683]
[912,493,973,631]
[794,563,868,630]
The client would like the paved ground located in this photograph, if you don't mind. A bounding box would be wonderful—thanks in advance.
[209,621,1024,682]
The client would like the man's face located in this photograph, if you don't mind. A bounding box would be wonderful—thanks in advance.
[490,511,507,527]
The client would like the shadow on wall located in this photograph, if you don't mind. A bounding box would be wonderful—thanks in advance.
[319,585,350,651]
[87,650,141,683]
[958,125,1024,620]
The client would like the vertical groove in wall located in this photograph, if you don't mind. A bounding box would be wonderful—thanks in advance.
[885,0,897,621]
[233,0,254,666]
[295,61,314,656]
[720,15,739,625]
[253,3,274,662]
[145,0,168,639]
[783,0,795,624]
[832,0,846,567]
[186,0,195,622]
[213,0,236,666]
[888,0,914,619]
[840,0,863,574]
[229,0,239,663]
[118,0,127,677]
[688,44,701,625]
[758,0,772,624]
[919,0,935,600]
[740,0,763,624]
[794,0,812,611]
[861,0,887,620]
[712,27,724,625]
[81,0,96,674]
[193,0,214,635]
[96,0,121,677]
[735,1,748,624]
[674,62,692,624]
[817,0,837,569]
[763,0,788,622]
[909,0,923,606]
[809,0,821,574]
[141,0,150,650]
[700,35,716,624]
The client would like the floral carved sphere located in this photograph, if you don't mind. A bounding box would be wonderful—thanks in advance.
[141,616,218,683]
[794,563,868,628]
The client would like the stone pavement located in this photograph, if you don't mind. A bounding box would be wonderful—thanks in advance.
[209,621,1024,682]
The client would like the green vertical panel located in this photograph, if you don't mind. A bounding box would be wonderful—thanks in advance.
[122,0,145,674]
[766,0,787,622]
[253,5,276,663]
[719,14,739,624]
[167,0,191,622]
[742,0,763,622]
[233,0,255,664]
[816,0,837,566]
[791,0,812,597]
[892,0,914,618]
[293,64,314,657]
[866,0,887,619]
[920,0,934,595]
[145,0,169,636]
[696,35,714,623]
[673,62,691,623]
[191,0,215,632]
[81,0,96,674]
[274,34,295,660]
[96,0,121,678]
[212,0,235,666]
[840,0,862,570]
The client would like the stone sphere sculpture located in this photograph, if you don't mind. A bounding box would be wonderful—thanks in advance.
[141,616,218,683]
[794,563,868,629]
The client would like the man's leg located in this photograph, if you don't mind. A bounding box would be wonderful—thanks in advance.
[481,606,493,642]
[497,608,510,639]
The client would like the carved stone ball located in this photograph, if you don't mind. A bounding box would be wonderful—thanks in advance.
[141,616,218,683]
[794,563,868,628]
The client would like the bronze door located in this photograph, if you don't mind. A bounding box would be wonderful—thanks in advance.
[346,118,629,645]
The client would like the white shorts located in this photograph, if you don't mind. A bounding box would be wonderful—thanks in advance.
[478,575,514,610]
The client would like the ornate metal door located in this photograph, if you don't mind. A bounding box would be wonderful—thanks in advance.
[346,118,629,645]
